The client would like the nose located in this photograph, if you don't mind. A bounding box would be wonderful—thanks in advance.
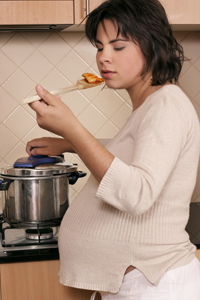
[97,47,111,64]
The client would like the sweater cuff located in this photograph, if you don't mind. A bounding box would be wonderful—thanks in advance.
[96,156,124,203]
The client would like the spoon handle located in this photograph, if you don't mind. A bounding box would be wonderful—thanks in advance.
[21,85,78,104]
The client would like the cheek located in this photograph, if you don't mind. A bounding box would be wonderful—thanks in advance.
[124,51,145,76]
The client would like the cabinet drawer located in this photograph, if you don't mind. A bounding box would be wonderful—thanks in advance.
[0,1,74,25]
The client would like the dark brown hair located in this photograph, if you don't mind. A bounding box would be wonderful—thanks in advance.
[85,0,185,86]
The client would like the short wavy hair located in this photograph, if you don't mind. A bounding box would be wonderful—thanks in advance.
[85,0,185,86]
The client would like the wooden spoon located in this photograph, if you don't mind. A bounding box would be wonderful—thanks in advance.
[21,79,104,104]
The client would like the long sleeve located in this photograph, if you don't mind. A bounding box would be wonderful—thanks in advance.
[96,87,199,215]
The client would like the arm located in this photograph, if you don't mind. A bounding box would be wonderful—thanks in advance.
[97,95,194,215]
[29,85,114,182]
[26,138,110,156]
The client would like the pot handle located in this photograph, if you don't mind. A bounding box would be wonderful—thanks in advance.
[68,171,87,185]
[0,179,13,190]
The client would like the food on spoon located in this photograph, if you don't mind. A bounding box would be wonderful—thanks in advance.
[82,73,104,84]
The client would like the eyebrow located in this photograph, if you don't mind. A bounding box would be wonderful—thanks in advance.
[95,38,128,45]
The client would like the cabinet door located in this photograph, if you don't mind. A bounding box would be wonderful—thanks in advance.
[74,0,105,24]
[0,260,100,300]
[0,1,74,25]
[160,0,200,27]
[74,0,200,30]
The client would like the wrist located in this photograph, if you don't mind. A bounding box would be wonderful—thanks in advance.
[60,138,75,153]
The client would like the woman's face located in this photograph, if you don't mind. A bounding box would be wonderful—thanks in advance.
[95,19,147,91]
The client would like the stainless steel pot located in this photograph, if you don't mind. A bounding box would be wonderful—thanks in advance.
[0,155,86,227]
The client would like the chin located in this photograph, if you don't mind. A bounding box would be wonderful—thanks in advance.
[105,81,123,90]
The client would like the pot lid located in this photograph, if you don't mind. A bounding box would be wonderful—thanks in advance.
[13,155,64,168]
[0,155,78,177]
[1,163,78,177]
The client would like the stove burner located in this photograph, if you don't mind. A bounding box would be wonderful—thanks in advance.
[25,228,53,240]
[0,222,59,248]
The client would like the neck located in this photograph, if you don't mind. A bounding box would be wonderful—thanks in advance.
[127,77,168,112]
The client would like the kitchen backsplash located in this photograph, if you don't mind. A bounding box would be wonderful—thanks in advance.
[1,30,200,204]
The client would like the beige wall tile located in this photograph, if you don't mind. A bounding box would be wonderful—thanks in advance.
[116,89,130,102]
[38,33,71,65]
[95,121,118,139]
[90,60,100,74]
[0,125,19,157]
[179,59,192,78]
[0,160,7,169]
[1,33,35,66]
[21,32,51,48]
[21,50,54,83]
[73,35,96,65]
[40,69,70,91]
[22,125,53,145]
[172,31,188,43]
[3,69,35,102]
[58,32,84,48]
[110,102,132,129]
[193,92,200,107]
[78,104,107,135]
[56,49,89,83]
[179,66,200,99]
[92,88,124,119]
[4,142,27,165]
[181,32,200,64]
[4,106,36,140]
[23,102,37,118]
[0,51,17,85]
[195,57,200,72]
[0,32,14,48]
[0,89,18,122]
[192,101,200,121]
[62,91,90,116]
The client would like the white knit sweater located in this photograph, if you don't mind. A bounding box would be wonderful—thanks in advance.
[58,85,200,293]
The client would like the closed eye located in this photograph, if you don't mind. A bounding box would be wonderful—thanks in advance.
[97,46,125,52]
[114,47,125,51]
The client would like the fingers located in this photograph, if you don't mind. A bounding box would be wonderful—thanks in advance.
[29,147,49,156]
[26,144,48,156]
[28,84,74,137]
[28,85,59,112]
[26,140,36,156]
[26,138,46,156]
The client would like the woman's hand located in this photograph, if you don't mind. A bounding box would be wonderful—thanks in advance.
[26,137,74,157]
[29,84,114,182]
[29,85,77,138]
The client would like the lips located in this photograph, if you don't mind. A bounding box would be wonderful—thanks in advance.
[101,70,116,79]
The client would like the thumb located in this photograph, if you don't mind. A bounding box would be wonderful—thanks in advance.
[35,84,57,106]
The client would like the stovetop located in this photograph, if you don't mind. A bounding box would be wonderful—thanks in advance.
[0,223,59,263]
